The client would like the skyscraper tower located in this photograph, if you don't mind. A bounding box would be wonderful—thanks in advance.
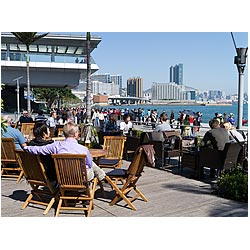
[127,77,143,97]
[169,63,183,85]
[111,74,123,96]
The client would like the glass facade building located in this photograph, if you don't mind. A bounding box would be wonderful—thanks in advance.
[169,63,183,85]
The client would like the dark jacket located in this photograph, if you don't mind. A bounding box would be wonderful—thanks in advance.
[28,137,57,181]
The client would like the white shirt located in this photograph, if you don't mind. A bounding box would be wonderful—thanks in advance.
[228,130,245,142]
[120,121,133,135]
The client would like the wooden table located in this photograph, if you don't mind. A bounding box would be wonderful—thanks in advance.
[89,148,108,158]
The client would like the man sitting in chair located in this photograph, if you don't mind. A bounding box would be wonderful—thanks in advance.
[1,115,27,149]
[155,112,173,132]
[24,122,106,182]
[201,119,230,177]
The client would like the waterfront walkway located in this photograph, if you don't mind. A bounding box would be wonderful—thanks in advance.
[1,158,247,217]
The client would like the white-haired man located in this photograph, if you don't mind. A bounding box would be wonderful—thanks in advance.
[24,121,106,181]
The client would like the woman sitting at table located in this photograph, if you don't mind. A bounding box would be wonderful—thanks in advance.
[28,122,57,182]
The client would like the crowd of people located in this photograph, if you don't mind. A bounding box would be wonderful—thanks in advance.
[7,106,247,139]
[1,103,247,186]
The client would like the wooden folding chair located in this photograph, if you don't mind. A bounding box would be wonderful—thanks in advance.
[52,154,98,217]
[1,138,24,183]
[98,136,126,169]
[15,150,58,215]
[105,145,149,210]
[20,122,35,138]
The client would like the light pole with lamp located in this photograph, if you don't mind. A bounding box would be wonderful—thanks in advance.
[12,76,23,121]
[231,33,248,130]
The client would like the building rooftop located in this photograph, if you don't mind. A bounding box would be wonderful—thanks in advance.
[1,32,101,56]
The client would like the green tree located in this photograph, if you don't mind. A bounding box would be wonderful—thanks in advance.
[33,88,80,109]
[11,32,48,113]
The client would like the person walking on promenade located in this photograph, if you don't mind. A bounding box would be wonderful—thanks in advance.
[182,114,191,136]
[24,121,106,182]
[46,111,58,137]
[1,115,27,149]
[193,111,201,133]
[227,113,235,126]
[169,110,175,128]
[223,112,228,123]
[213,113,223,126]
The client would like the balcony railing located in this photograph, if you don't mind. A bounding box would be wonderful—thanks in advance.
[1,51,96,64]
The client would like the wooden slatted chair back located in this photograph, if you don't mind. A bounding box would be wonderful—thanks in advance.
[103,136,125,159]
[51,154,98,217]
[1,138,17,162]
[1,138,23,183]
[15,150,57,215]
[126,147,147,177]
[52,154,89,191]
[16,150,48,183]
[20,123,35,136]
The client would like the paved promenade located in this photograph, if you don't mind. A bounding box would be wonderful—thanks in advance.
[1,159,247,217]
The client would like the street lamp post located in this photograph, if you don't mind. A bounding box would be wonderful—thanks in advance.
[231,33,248,129]
[13,76,23,121]
[234,48,248,129]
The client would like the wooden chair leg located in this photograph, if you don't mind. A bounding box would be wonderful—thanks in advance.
[56,199,63,217]
[134,187,148,202]
[43,197,56,215]
[16,170,24,183]
[22,193,33,209]
[106,176,136,210]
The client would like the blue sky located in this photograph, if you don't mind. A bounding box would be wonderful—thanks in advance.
[90,32,248,95]
[1,2,248,97]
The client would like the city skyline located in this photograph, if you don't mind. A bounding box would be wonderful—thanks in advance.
[90,32,248,95]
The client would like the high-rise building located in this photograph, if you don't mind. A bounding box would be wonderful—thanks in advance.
[127,77,143,97]
[110,74,123,96]
[92,81,119,96]
[151,82,184,100]
[169,63,183,85]
[91,73,111,83]
[91,73,122,95]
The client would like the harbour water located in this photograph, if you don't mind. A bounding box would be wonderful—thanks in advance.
[99,103,248,125]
